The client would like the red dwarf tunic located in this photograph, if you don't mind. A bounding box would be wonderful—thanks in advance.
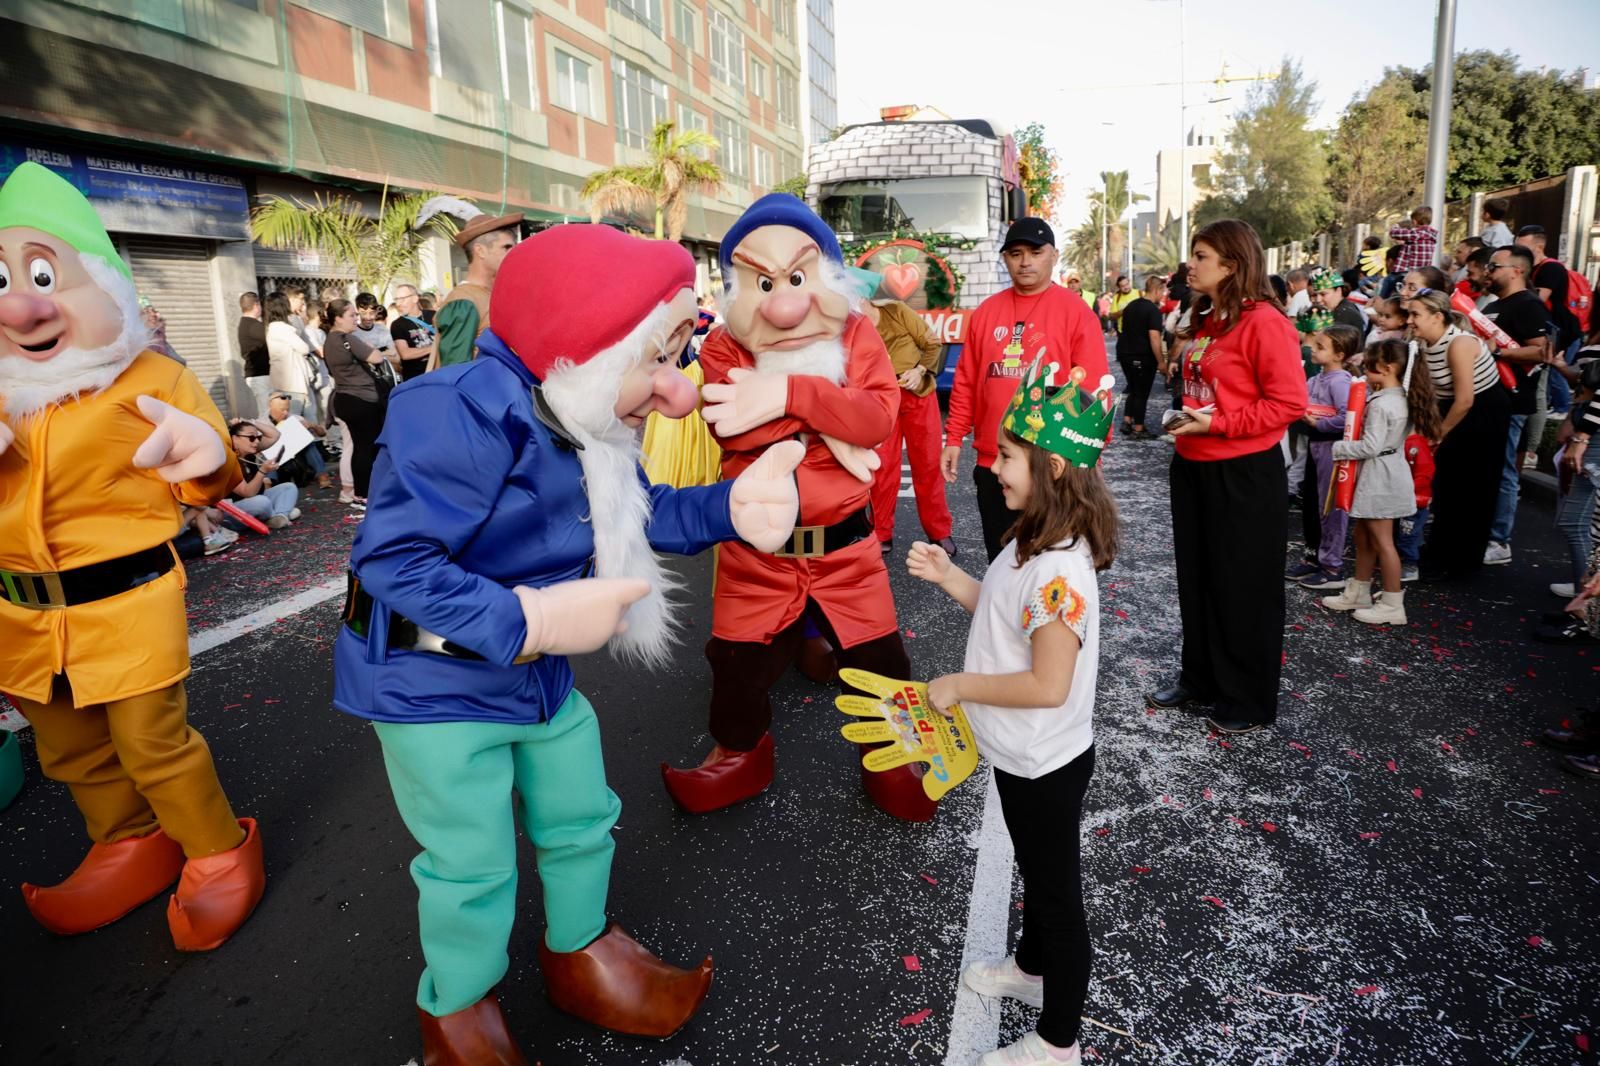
[1175,301,1307,462]
[944,284,1107,468]
[700,314,901,647]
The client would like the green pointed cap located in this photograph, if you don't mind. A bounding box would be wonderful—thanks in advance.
[0,162,132,281]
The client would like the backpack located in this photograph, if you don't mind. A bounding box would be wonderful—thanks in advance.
[1567,268,1593,334]
[1403,431,1435,510]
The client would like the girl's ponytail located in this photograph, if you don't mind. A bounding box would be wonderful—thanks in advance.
[1403,339,1442,441]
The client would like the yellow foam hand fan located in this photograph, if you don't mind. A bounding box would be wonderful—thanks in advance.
[836,668,980,802]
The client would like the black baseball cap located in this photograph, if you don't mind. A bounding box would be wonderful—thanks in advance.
[1002,217,1055,251]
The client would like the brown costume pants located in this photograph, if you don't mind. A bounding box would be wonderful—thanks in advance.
[14,679,243,858]
[706,600,910,751]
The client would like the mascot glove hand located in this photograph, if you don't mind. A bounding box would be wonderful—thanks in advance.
[0,420,12,458]
[821,434,881,483]
[701,367,789,436]
[729,439,805,553]
[132,396,227,482]
[513,578,650,658]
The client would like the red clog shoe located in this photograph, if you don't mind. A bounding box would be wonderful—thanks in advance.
[859,745,937,822]
[22,827,185,935]
[539,924,712,1038]
[167,817,265,951]
[417,994,528,1066]
[660,733,775,814]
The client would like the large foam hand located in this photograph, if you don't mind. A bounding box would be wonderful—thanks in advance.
[0,421,13,458]
[820,434,880,483]
[701,367,789,436]
[729,439,804,552]
[131,395,227,482]
[834,668,981,802]
[513,578,650,659]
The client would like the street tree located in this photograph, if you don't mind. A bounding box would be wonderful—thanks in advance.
[250,187,458,295]
[1135,222,1188,276]
[1327,73,1427,234]
[581,120,723,241]
[1015,122,1064,222]
[1081,170,1147,283]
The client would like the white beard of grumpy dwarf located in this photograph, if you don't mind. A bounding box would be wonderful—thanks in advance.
[0,246,149,419]
[540,289,701,669]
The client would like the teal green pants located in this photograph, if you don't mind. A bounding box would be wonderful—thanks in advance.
[373,691,620,1017]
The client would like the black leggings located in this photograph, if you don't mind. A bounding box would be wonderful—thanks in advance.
[995,746,1096,1049]
[1421,387,1511,577]
[335,392,386,498]
[1118,354,1158,429]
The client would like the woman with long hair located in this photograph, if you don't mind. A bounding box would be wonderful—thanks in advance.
[321,297,390,505]
[1147,220,1308,735]
[1403,288,1511,578]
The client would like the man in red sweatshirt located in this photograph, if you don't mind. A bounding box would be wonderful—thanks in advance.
[941,218,1109,559]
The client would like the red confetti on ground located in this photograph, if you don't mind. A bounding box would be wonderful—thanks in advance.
[903,630,916,640]
[1576,1033,1591,1052]
[1538,788,1561,795]
[1228,817,1250,827]
[1202,788,1214,800]
[1202,896,1227,908]
[223,703,242,710]
[920,873,938,885]
[1289,741,1313,757]
[1344,750,1363,759]
[1526,936,1544,947]
[1094,826,1111,837]
[1359,832,1383,840]
[1385,759,1398,772]
[1353,984,1380,996]
[1379,674,1390,683]
[1113,608,1129,620]
[899,1008,931,1026]
[1218,739,1232,749]
[1131,866,1151,874]
[1412,788,1424,799]
[1261,821,1277,832]
[1526,669,1536,678]
[1440,741,1454,753]
[903,955,921,971]
[1466,727,1478,736]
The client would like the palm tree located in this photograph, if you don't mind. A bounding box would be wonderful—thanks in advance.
[250,187,459,295]
[582,120,724,241]
[1085,170,1148,284]
[1134,222,1188,276]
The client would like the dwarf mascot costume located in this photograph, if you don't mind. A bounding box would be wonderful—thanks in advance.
[333,224,803,1065]
[0,162,264,949]
[660,194,936,821]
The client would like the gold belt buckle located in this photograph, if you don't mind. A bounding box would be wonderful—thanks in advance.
[1,569,67,611]
[773,525,824,559]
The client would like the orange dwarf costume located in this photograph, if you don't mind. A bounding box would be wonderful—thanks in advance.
[0,161,263,950]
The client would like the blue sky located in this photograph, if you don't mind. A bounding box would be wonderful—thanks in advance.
[833,0,1600,234]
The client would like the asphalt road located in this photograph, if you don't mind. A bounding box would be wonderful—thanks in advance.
[2,359,1597,1066]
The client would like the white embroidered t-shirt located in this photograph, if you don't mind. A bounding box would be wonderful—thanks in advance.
[962,538,1098,779]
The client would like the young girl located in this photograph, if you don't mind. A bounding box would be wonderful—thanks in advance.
[908,362,1119,1066]
[1288,325,1360,590]
[1367,296,1408,347]
[1321,338,1439,625]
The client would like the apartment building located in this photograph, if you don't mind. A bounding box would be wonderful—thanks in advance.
[0,0,821,415]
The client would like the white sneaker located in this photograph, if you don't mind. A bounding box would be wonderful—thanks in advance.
[1551,582,1577,598]
[202,531,236,556]
[288,507,302,521]
[979,1032,1081,1065]
[1483,542,1512,565]
[267,514,290,530]
[1320,578,1372,613]
[1401,565,1419,583]
[962,955,1044,1008]
[1354,589,1407,626]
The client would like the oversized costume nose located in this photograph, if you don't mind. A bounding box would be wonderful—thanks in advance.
[0,293,59,334]
[760,291,811,330]
[652,366,698,418]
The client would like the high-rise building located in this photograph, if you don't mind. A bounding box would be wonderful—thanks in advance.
[798,0,837,147]
[0,0,809,416]
[1155,124,1219,233]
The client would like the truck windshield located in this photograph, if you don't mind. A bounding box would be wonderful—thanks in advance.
[819,176,988,240]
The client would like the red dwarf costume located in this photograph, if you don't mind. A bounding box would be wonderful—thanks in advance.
[660,194,936,822]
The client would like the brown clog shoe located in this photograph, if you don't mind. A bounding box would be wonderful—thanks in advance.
[539,924,712,1037]
[22,827,185,935]
[418,994,527,1066]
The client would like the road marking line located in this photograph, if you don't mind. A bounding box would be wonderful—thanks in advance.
[189,575,346,657]
[944,772,1014,1064]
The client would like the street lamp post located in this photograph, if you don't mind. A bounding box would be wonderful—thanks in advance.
[1422,0,1457,239]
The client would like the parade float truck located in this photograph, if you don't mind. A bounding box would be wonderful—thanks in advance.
[806,109,1027,392]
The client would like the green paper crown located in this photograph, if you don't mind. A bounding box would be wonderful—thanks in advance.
[0,161,131,280]
[1296,307,1334,334]
[1000,358,1115,469]
[1309,268,1343,292]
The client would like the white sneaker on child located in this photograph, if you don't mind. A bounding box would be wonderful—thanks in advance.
[978,1031,1081,1065]
[962,955,1044,1008]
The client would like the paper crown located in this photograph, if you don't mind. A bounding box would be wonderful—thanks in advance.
[1296,307,1334,334]
[999,358,1116,468]
[1309,268,1344,292]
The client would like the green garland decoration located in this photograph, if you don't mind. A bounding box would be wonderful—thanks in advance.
[840,228,977,307]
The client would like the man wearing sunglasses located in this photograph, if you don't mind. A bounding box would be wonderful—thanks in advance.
[1481,245,1553,565]
[225,419,300,530]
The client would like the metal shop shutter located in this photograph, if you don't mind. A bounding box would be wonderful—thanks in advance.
[123,239,229,414]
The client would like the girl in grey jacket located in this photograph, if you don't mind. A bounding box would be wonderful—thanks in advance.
[1322,340,1440,625]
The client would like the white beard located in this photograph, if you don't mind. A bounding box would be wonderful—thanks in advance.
[540,306,681,669]
[0,256,148,419]
[753,336,847,383]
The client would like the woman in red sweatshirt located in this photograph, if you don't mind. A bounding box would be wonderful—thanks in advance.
[1147,220,1308,735]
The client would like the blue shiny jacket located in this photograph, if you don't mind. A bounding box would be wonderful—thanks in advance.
[332,330,737,725]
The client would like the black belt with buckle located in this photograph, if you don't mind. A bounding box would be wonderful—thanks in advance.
[0,544,176,611]
[771,508,873,559]
[343,574,539,663]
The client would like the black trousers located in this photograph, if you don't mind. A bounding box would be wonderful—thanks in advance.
[1170,446,1287,724]
[1118,353,1158,429]
[336,392,386,499]
[995,746,1096,1049]
[974,463,1020,563]
[705,600,909,750]
[1420,387,1511,578]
